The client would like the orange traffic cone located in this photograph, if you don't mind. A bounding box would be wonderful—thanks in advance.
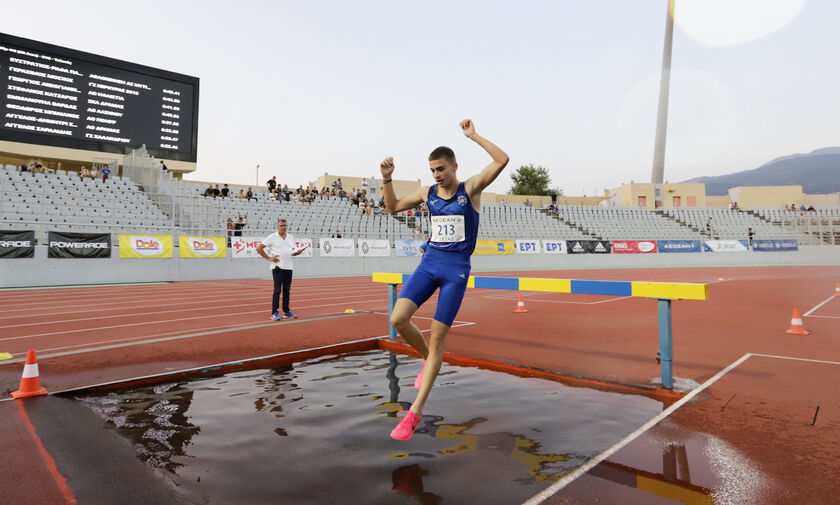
[834,283,840,297]
[513,294,529,313]
[785,308,810,336]
[11,349,48,399]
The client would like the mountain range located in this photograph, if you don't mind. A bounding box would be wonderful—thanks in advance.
[682,147,840,195]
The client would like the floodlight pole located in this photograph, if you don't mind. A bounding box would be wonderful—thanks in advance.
[651,0,675,209]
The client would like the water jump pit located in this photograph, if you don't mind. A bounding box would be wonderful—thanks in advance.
[74,350,664,505]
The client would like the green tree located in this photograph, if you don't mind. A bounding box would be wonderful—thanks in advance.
[508,164,562,196]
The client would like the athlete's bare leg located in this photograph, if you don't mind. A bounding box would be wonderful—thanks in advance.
[408,319,449,415]
[390,298,429,359]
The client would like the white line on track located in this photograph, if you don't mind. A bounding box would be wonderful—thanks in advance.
[480,294,631,305]
[803,296,835,317]
[0,283,387,311]
[520,352,840,505]
[805,315,840,319]
[0,292,391,327]
[0,298,389,341]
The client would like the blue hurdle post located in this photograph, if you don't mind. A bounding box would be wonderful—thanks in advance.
[658,299,673,389]
[388,283,397,340]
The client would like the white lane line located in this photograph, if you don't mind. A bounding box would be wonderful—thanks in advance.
[0,291,391,327]
[0,298,389,341]
[521,351,840,505]
[482,295,631,305]
[748,353,840,365]
[0,317,473,367]
[0,283,387,311]
[805,315,840,319]
[803,296,835,317]
[521,353,753,505]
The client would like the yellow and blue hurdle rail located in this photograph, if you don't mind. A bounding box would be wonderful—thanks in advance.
[372,273,710,390]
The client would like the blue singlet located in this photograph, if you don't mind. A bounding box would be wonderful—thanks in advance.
[398,182,479,326]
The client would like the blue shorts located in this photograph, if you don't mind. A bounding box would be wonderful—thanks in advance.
[398,247,471,326]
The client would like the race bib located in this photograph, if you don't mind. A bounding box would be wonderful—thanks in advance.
[431,215,465,243]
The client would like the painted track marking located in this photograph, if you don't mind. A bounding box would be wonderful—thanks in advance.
[803,296,835,317]
[520,352,840,505]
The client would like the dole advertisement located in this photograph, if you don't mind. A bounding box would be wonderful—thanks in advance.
[119,234,174,258]
[179,235,227,258]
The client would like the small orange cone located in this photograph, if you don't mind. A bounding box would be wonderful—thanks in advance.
[785,308,810,336]
[11,349,48,399]
[834,283,840,297]
[513,294,529,313]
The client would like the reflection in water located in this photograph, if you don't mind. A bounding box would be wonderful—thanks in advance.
[392,464,442,505]
[77,351,662,505]
[591,443,715,504]
[385,355,586,484]
[77,383,200,473]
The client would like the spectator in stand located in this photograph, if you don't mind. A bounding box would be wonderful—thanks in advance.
[204,185,215,198]
[226,218,234,246]
[221,184,230,198]
[333,229,342,238]
[237,189,246,199]
[339,188,347,199]
[361,178,369,195]
[413,226,422,239]
[269,191,278,201]
[160,160,168,171]
[747,227,754,248]
[213,184,221,197]
[79,165,91,178]
[524,198,532,207]
[101,166,111,182]
[550,192,558,206]
[336,178,343,189]
[807,205,816,212]
[267,176,277,192]
[789,204,796,211]
[499,198,507,206]
[359,197,367,211]
[234,214,248,236]
[706,218,713,237]
[246,187,256,201]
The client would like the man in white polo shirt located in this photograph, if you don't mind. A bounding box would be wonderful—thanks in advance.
[256,219,308,320]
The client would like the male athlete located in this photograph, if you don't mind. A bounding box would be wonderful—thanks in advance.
[381,119,509,440]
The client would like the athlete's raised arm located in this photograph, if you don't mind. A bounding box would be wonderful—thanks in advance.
[380,156,428,214]
[462,119,509,200]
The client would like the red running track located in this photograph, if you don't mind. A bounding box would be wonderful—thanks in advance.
[1,265,839,504]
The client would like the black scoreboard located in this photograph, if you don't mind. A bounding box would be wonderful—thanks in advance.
[0,33,199,162]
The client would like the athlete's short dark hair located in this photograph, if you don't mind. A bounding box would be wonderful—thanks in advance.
[429,146,456,165]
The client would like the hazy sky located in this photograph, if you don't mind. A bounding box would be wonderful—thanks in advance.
[3,0,837,195]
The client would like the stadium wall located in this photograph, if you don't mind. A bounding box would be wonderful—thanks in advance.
[0,245,837,288]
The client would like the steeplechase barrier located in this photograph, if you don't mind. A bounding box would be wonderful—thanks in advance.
[372,273,710,390]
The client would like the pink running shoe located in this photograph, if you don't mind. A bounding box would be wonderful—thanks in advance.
[414,361,425,390]
[391,410,422,441]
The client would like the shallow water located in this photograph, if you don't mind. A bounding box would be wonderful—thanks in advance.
[77,350,663,505]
